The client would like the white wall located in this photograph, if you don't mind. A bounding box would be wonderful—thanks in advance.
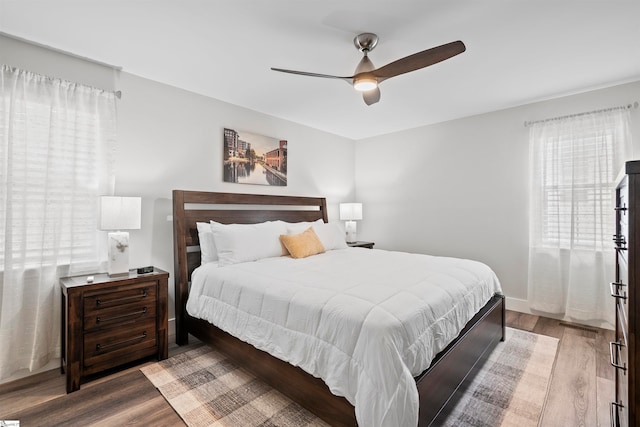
[355,80,640,325]
[1,33,356,332]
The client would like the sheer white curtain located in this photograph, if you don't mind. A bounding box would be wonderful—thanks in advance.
[0,65,116,381]
[528,108,631,326]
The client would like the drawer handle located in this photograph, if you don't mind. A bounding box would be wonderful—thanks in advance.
[609,341,627,372]
[610,282,627,300]
[97,289,147,306]
[613,234,627,250]
[610,401,623,427]
[96,331,147,351]
[612,234,626,244]
[96,307,147,324]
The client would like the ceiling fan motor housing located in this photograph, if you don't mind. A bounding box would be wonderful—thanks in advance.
[354,33,378,53]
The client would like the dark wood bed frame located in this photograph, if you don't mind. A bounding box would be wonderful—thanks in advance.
[173,190,505,426]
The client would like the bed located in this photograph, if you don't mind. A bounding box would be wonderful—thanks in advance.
[173,190,505,426]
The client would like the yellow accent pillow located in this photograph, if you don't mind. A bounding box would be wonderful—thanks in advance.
[280,227,326,259]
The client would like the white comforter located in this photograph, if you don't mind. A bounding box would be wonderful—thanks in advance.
[187,248,502,427]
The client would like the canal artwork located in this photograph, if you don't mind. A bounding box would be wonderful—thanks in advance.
[223,128,287,186]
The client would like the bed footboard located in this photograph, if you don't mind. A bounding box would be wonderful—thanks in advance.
[416,294,505,425]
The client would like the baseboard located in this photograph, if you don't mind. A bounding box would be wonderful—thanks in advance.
[504,296,531,313]
[505,296,614,330]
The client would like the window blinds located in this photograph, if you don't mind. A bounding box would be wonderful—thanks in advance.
[539,130,616,250]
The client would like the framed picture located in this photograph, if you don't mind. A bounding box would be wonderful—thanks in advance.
[223,128,287,186]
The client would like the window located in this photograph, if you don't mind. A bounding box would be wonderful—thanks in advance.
[0,68,116,268]
[0,97,110,267]
[538,127,617,249]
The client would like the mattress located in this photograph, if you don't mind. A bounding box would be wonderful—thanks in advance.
[187,248,502,427]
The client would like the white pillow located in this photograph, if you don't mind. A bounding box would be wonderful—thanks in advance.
[287,220,347,251]
[285,218,324,234]
[211,220,287,266]
[196,222,218,264]
[282,219,323,228]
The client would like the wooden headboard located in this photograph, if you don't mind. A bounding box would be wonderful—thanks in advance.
[172,190,328,344]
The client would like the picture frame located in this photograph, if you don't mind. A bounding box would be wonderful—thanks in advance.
[223,128,287,186]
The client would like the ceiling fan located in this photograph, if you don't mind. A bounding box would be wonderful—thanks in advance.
[271,33,466,106]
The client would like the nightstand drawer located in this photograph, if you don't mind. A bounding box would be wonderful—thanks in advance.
[84,282,155,316]
[84,299,156,330]
[83,320,157,374]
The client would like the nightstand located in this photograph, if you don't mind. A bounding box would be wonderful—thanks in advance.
[347,241,375,249]
[60,268,169,393]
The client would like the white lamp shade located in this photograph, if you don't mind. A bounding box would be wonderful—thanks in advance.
[340,203,363,221]
[99,196,141,230]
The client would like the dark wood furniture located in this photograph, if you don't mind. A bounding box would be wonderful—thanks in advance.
[347,241,375,249]
[60,268,169,393]
[172,190,505,427]
[613,160,640,426]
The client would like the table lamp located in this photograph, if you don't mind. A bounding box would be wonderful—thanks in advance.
[99,196,141,276]
[340,202,363,243]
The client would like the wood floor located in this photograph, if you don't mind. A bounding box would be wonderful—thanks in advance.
[0,310,616,426]
[506,311,615,427]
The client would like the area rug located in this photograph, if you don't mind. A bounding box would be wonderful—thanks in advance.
[440,327,558,427]
[141,327,558,427]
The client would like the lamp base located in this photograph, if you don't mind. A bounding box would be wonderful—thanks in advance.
[345,220,357,244]
[107,231,130,276]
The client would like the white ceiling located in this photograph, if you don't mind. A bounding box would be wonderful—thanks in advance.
[2,1,640,140]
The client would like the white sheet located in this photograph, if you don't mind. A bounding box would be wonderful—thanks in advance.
[187,248,502,427]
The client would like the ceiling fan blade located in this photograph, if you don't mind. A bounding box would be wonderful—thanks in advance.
[363,87,380,106]
[271,67,352,82]
[372,40,466,82]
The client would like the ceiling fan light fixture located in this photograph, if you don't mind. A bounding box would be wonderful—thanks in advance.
[353,76,378,92]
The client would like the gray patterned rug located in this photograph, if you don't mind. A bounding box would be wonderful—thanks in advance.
[141,328,557,427]
[440,327,558,426]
